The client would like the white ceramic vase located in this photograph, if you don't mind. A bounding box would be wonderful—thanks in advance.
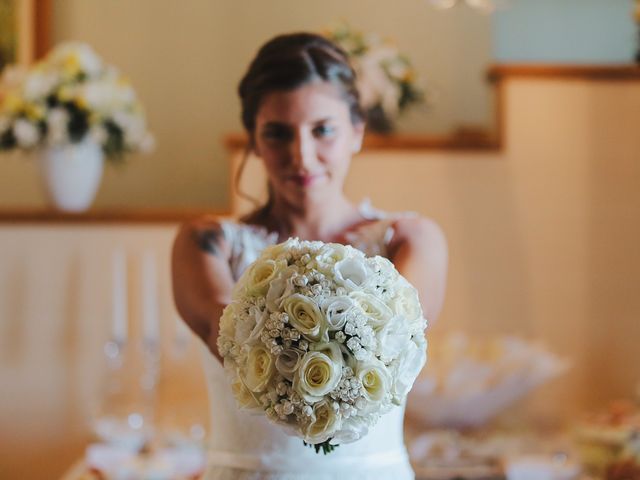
[39,138,104,212]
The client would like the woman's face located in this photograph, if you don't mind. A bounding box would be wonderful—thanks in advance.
[252,81,364,207]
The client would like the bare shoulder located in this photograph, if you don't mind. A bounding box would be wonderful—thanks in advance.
[389,215,447,252]
[174,215,231,258]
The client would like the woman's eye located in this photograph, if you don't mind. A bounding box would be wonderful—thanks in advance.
[313,125,335,138]
[262,127,292,142]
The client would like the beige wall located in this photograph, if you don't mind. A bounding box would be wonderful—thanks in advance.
[0,0,492,209]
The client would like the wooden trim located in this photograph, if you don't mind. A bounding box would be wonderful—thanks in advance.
[34,0,52,59]
[224,129,501,153]
[0,207,231,224]
[488,64,640,82]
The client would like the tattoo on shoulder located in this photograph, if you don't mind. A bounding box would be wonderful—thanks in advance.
[193,226,224,255]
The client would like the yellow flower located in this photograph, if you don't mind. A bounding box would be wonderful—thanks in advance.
[243,258,285,297]
[75,96,88,110]
[63,54,82,78]
[231,377,261,409]
[294,351,342,402]
[57,86,74,102]
[2,93,24,114]
[283,294,327,341]
[243,345,275,393]
[303,399,341,444]
[24,103,45,121]
[357,359,391,404]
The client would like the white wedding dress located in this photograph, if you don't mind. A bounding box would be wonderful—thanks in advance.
[201,201,416,480]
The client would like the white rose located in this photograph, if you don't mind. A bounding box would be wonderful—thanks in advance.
[356,358,391,407]
[23,71,59,102]
[349,291,393,329]
[320,296,357,331]
[310,342,344,366]
[13,119,40,148]
[275,348,303,381]
[391,278,425,331]
[333,257,371,291]
[243,344,275,393]
[244,304,268,345]
[303,399,341,444]
[294,351,342,403]
[309,243,350,273]
[283,294,327,342]
[231,376,261,410]
[390,337,427,402]
[376,316,411,362]
[266,267,297,311]
[330,415,375,444]
[241,258,286,297]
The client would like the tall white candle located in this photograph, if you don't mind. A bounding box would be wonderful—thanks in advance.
[141,250,159,343]
[111,249,128,343]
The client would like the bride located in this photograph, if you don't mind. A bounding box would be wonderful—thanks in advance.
[171,32,448,479]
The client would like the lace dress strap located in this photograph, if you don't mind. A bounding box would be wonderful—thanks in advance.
[219,220,279,282]
[344,199,418,258]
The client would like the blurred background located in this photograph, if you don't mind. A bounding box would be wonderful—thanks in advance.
[1,0,639,479]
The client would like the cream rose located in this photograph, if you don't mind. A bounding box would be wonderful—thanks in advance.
[243,258,286,297]
[283,294,327,342]
[303,399,341,444]
[357,358,391,406]
[261,238,302,261]
[275,348,303,381]
[266,267,297,312]
[243,344,275,392]
[349,291,393,328]
[231,377,261,410]
[294,351,342,402]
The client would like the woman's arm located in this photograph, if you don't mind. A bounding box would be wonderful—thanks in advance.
[387,216,449,326]
[171,217,235,361]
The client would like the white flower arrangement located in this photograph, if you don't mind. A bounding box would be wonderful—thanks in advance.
[325,23,425,133]
[217,238,427,454]
[0,42,153,159]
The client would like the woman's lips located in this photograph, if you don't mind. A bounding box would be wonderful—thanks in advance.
[288,173,324,187]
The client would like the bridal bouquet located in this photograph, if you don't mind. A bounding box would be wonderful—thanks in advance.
[217,238,427,454]
[0,42,153,159]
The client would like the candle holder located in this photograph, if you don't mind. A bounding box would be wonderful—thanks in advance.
[90,335,160,451]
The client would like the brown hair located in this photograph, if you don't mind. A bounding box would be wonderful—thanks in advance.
[235,32,364,224]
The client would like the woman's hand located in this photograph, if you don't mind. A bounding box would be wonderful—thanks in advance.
[387,216,448,326]
[171,217,235,361]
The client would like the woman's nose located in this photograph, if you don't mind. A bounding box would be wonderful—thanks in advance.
[290,132,316,170]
